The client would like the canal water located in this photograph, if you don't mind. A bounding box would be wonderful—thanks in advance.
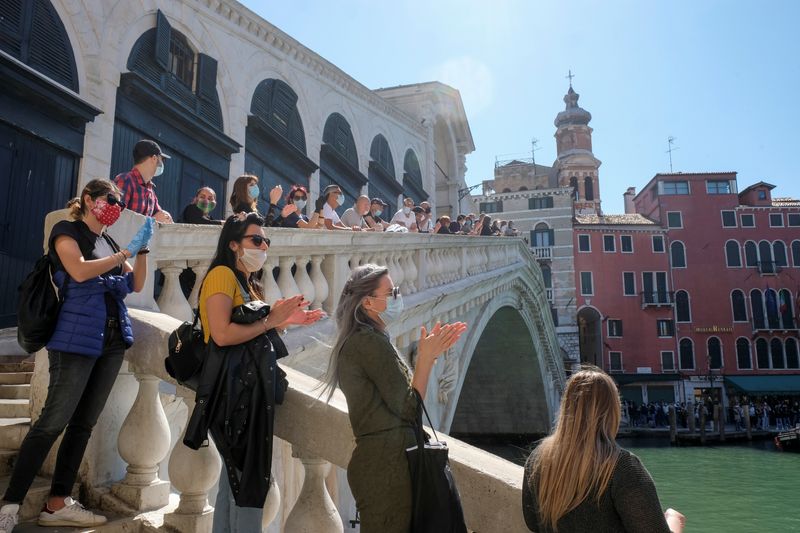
[467,437,800,532]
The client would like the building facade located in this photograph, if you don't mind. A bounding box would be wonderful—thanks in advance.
[0,0,473,328]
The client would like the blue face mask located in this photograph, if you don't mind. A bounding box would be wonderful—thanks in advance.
[337,194,345,206]
[294,199,307,210]
[374,209,383,217]
[248,184,260,199]
[377,294,403,325]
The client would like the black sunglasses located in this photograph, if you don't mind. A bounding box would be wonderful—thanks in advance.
[242,234,270,247]
[106,194,126,210]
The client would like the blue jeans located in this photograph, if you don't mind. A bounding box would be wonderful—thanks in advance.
[212,464,263,532]
[3,323,125,503]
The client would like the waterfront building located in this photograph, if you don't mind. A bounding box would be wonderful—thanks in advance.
[575,173,800,405]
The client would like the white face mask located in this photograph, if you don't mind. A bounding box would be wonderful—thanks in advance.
[402,206,411,215]
[239,248,267,272]
[154,161,164,177]
[294,199,307,210]
[337,194,345,206]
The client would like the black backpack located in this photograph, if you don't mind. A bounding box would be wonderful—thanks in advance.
[16,254,66,353]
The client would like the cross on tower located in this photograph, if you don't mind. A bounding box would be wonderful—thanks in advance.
[566,69,575,88]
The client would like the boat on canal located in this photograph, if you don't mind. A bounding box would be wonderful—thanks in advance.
[774,426,800,452]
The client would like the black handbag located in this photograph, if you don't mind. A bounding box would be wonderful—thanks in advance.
[406,390,468,533]
[16,255,66,353]
[166,310,205,390]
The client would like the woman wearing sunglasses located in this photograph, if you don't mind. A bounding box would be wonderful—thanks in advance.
[195,212,324,532]
[280,184,324,229]
[0,179,152,531]
[320,264,468,532]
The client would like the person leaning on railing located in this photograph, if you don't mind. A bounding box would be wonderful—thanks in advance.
[279,184,324,229]
[320,264,467,532]
[522,367,686,533]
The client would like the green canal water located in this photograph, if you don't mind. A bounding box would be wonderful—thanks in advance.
[470,438,800,533]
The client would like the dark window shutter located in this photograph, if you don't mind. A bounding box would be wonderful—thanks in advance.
[154,10,171,70]
[0,0,25,56]
[196,53,217,102]
[548,229,555,244]
[271,85,295,133]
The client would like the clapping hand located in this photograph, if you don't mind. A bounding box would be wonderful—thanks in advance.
[314,195,327,213]
[281,203,298,218]
[282,306,325,328]
[126,217,154,257]
[269,185,283,205]
[418,321,468,363]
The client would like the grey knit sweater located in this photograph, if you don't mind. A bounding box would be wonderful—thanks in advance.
[522,448,672,533]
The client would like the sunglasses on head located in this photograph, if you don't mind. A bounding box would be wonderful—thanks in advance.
[105,194,126,210]
[242,234,270,247]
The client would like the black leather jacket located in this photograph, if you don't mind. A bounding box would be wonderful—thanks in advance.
[184,324,287,508]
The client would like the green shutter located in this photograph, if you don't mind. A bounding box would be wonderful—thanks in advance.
[196,53,217,102]
[154,10,171,70]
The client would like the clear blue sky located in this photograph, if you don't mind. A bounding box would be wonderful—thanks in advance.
[241,0,800,214]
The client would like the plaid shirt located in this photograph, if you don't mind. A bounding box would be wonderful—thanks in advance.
[114,167,161,217]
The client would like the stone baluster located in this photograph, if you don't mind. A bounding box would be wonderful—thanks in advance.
[390,253,405,291]
[112,374,171,510]
[405,250,418,293]
[187,260,211,308]
[164,394,221,532]
[310,255,329,311]
[294,256,315,305]
[283,446,343,533]
[157,261,192,322]
[262,256,282,305]
[278,256,302,298]
[262,476,282,530]
[467,245,478,275]
[431,249,443,286]
[349,253,363,271]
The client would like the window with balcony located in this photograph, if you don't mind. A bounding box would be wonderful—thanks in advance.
[642,272,671,306]
[706,180,733,194]
[607,319,623,337]
[652,235,665,253]
[751,289,766,330]
[725,241,742,267]
[621,235,633,253]
[758,240,777,274]
[708,337,723,369]
[721,210,737,227]
[736,338,752,369]
[675,290,691,322]
[662,181,689,195]
[661,351,675,372]
[667,212,683,228]
[578,234,591,252]
[740,213,755,227]
[656,319,674,337]
[789,213,800,227]
[580,272,593,296]
[623,272,636,296]
[773,241,788,267]
[744,241,758,267]
[670,241,687,268]
[603,235,616,252]
[769,213,783,227]
[609,352,623,372]
[731,289,747,322]
[529,196,554,210]
[679,338,695,370]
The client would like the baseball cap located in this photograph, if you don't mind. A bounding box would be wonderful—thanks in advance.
[371,198,388,206]
[133,139,171,161]
[412,206,424,214]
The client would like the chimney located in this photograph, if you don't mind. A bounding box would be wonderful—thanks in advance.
[623,187,636,214]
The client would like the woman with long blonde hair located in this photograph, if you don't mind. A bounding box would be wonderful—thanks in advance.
[523,367,685,533]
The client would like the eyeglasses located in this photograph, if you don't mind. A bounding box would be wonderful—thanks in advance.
[242,234,270,247]
[372,286,401,300]
[106,194,126,210]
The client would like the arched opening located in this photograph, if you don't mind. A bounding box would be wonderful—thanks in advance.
[110,11,238,219]
[725,240,741,267]
[245,79,317,214]
[736,337,752,369]
[0,0,100,327]
[519,186,529,191]
[402,149,428,205]
[577,307,602,367]
[744,241,758,267]
[670,241,687,268]
[368,134,402,207]
[450,307,549,436]
[569,176,579,201]
[779,289,795,329]
[731,289,747,321]
[584,176,594,201]
[773,240,788,267]
[707,337,723,369]
[750,289,765,329]
[319,113,366,214]
[675,290,691,322]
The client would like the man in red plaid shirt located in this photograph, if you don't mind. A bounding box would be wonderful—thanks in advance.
[114,140,174,223]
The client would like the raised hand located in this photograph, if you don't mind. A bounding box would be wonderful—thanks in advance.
[126,217,154,257]
[282,307,325,328]
[269,185,283,205]
[281,203,298,218]
[418,321,468,363]
[314,194,327,213]
[266,295,308,329]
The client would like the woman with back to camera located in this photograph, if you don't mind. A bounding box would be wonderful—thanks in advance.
[321,264,467,532]
[0,179,152,532]
[522,367,686,533]
[188,211,323,532]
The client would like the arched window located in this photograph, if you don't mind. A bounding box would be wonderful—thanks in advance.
[167,31,195,88]
[368,135,402,208]
[786,338,800,369]
[519,186,528,191]
[251,79,307,152]
[670,241,687,268]
[779,289,795,329]
[402,149,428,203]
[725,241,742,267]
[765,289,780,329]
[759,240,774,272]
[584,176,595,201]
[773,241,788,267]
[750,289,765,329]
[679,338,694,370]
[502,188,512,193]
[755,338,769,368]
[792,240,800,267]
[731,289,747,322]
[532,222,554,247]
[707,337,723,369]
[675,290,691,322]
[736,337,752,369]
[569,177,579,201]
[744,241,758,267]
[771,338,785,369]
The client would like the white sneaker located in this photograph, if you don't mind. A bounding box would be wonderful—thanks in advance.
[38,497,107,527]
[0,504,19,533]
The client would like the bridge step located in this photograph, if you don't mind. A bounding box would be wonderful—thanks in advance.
[0,419,31,450]
[0,361,34,373]
[0,476,79,521]
[0,384,31,399]
[0,449,16,475]
[0,372,33,385]
[0,399,30,418]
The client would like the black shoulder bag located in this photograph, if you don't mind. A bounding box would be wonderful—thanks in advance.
[406,389,468,533]
[166,309,205,390]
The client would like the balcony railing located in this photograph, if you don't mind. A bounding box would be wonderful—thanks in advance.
[532,246,553,260]
[640,291,674,308]
[757,261,782,275]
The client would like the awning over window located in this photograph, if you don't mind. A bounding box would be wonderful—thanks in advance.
[723,375,800,396]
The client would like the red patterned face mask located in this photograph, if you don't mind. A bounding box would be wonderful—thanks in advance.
[91,199,122,226]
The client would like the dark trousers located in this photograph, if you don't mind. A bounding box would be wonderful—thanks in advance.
[3,324,125,503]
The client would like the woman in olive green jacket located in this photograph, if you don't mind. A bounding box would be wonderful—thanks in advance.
[322,264,467,532]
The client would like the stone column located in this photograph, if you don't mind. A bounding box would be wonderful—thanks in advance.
[188,260,211,308]
[283,446,343,533]
[262,256,282,305]
[309,255,329,311]
[294,256,315,305]
[157,261,192,322]
[278,256,302,297]
[112,374,171,510]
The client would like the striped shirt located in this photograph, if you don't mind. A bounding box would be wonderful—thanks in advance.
[114,167,161,217]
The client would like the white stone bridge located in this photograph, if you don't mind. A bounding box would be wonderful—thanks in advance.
[22,210,565,532]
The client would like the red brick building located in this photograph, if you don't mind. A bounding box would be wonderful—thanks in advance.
[573,172,800,405]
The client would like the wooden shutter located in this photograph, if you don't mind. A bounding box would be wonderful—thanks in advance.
[196,53,217,102]
[0,0,24,56]
[548,229,555,244]
[154,10,171,70]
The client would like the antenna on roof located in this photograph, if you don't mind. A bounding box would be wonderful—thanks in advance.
[531,137,541,167]
[666,136,679,172]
